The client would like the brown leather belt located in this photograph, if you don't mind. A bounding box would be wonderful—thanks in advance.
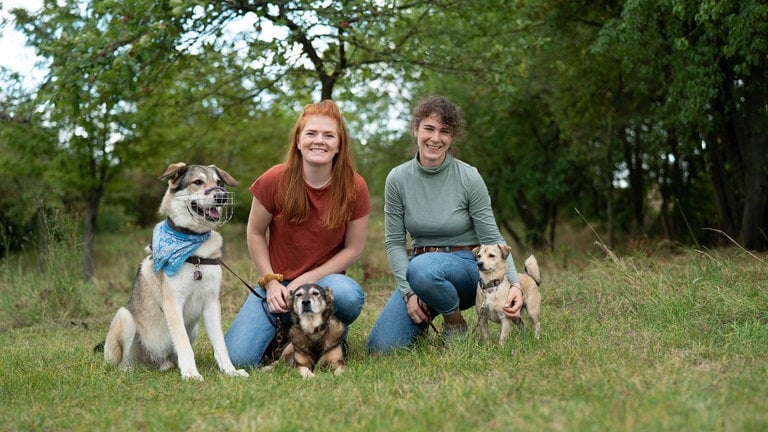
[410,245,479,257]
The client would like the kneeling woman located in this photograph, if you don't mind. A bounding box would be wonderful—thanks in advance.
[225,100,370,367]
[366,95,523,354]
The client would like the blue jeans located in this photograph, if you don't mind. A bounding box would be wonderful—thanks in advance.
[225,273,365,367]
[366,251,479,354]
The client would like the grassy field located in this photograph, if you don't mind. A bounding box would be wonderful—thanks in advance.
[1,218,767,431]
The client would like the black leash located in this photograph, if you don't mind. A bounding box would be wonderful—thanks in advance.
[219,260,286,352]
[221,260,439,342]
[414,297,441,335]
[219,260,263,300]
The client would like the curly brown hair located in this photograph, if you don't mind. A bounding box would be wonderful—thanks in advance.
[410,95,466,144]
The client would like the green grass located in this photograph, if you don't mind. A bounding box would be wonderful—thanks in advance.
[1,220,767,431]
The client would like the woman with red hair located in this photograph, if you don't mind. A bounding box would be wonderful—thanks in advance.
[226,99,370,367]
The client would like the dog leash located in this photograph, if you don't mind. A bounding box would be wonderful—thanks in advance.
[413,297,441,335]
[219,260,286,350]
[222,260,441,340]
[219,260,262,300]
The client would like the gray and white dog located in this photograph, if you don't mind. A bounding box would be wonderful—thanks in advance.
[103,163,248,381]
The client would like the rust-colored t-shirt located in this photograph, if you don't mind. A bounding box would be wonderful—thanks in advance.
[250,164,371,279]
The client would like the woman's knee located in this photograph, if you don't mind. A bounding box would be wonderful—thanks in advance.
[224,294,278,367]
[366,290,419,354]
[406,265,436,290]
[317,274,365,322]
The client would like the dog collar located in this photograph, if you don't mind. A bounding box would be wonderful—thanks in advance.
[185,255,221,281]
[167,217,210,235]
[185,256,220,266]
[480,278,503,291]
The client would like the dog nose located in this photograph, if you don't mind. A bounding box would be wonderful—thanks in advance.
[302,299,311,307]
[205,187,227,204]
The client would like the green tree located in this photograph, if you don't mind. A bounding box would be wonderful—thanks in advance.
[11,1,180,280]
[595,0,768,249]
[405,0,619,250]
[0,70,60,261]
[8,0,520,278]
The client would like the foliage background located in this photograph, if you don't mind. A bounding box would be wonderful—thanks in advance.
[1,1,766,277]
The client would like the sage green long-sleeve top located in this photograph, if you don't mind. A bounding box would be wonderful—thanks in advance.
[384,153,520,297]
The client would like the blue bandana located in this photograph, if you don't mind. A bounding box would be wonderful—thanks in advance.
[151,220,211,276]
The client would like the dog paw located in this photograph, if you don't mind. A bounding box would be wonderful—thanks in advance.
[298,367,315,379]
[181,371,204,381]
[227,368,249,378]
[333,366,346,376]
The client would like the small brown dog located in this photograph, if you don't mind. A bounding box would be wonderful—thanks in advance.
[473,244,542,342]
[275,284,346,378]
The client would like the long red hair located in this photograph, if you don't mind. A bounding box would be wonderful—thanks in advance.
[280,99,358,228]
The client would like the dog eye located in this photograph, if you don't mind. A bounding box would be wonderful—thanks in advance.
[193,179,204,186]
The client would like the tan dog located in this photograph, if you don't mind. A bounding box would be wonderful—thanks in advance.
[275,284,346,378]
[473,244,541,342]
[102,163,248,381]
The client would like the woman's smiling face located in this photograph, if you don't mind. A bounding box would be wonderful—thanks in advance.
[414,113,453,167]
[298,115,340,167]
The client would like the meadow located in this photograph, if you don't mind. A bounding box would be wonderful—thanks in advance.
[1,215,767,431]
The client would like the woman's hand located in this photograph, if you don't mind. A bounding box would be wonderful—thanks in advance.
[271,273,319,314]
[406,294,432,324]
[265,279,289,313]
[503,282,523,319]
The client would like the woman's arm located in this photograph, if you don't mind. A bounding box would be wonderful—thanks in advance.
[383,173,411,296]
[246,197,290,313]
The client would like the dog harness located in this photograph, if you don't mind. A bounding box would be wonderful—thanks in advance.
[151,219,211,277]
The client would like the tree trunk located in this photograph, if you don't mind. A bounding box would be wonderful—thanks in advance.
[514,189,547,250]
[737,69,768,250]
[501,219,524,252]
[37,206,48,273]
[705,77,743,239]
[82,188,102,282]
[624,127,645,230]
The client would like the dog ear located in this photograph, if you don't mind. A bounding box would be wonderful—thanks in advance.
[158,162,188,183]
[209,165,238,187]
[472,246,480,257]
[498,244,512,259]
[322,286,335,314]
[323,286,334,302]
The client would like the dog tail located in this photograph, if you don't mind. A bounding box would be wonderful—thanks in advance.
[103,333,125,365]
[524,255,541,285]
